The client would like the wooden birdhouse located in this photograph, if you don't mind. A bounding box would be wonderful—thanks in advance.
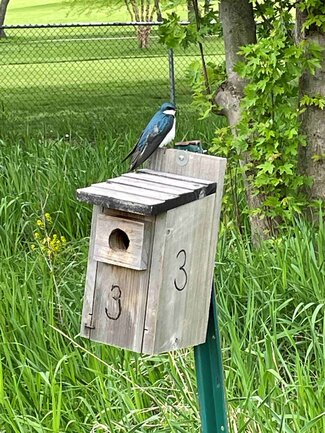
[77,148,226,354]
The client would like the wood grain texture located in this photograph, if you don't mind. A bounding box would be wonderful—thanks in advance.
[88,260,152,352]
[142,148,227,354]
[139,169,213,185]
[142,196,215,354]
[99,181,178,201]
[76,185,163,215]
[108,176,195,196]
[149,148,226,246]
[123,171,211,191]
[81,209,155,351]
[76,171,216,216]
[86,211,155,352]
[93,213,152,270]
[79,149,226,354]
[80,205,101,338]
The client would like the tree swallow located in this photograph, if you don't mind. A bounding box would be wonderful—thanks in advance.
[122,102,176,171]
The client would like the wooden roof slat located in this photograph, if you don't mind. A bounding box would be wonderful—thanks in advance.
[123,172,207,191]
[139,169,212,186]
[77,169,217,215]
[97,181,179,201]
[108,176,193,195]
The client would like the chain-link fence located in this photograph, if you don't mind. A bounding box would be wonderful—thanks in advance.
[0,22,224,114]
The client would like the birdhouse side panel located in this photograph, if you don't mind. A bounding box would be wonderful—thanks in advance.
[142,194,216,354]
[80,205,101,338]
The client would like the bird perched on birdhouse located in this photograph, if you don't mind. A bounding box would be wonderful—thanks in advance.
[122,102,176,171]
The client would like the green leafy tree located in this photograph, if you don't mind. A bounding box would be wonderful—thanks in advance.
[159,0,324,242]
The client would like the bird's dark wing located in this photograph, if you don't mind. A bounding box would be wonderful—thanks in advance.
[129,115,174,171]
[121,127,146,163]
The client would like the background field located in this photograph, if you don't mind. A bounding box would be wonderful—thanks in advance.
[6,0,151,24]
[0,1,324,433]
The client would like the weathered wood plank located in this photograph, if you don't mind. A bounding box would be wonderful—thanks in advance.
[77,176,216,216]
[84,211,155,352]
[142,196,215,354]
[149,148,226,243]
[80,205,101,338]
[141,148,227,354]
[108,176,193,196]
[93,213,152,270]
[139,168,213,186]
[76,185,162,215]
[123,171,211,191]
[89,260,152,353]
[104,181,179,201]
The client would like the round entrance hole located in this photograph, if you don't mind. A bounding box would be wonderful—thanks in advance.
[109,229,130,251]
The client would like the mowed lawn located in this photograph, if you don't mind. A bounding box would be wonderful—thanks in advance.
[6,0,189,24]
[1,0,224,115]
[0,24,223,114]
[6,0,135,24]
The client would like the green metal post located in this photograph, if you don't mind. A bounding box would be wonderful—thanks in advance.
[175,141,229,433]
[194,285,229,433]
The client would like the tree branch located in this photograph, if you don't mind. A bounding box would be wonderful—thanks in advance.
[124,0,134,21]
[192,0,211,94]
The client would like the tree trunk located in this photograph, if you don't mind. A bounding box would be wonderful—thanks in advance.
[137,26,151,48]
[0,0,10,38]
[129,0,154,49]
[296,9,325,201]
[214,0,270,242]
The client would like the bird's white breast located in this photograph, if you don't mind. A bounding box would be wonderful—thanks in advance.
[160,117,176,147]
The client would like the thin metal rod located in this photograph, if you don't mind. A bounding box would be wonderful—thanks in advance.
[168,48,176,106]
[0,21,190,30]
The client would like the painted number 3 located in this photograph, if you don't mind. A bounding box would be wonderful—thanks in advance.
[174,249,188,291]
[105,285,122,321]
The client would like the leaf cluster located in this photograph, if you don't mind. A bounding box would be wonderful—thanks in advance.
[186,60,226,118]
[158,10,221,49]
[298,0,325,31]
[212,20,323,224]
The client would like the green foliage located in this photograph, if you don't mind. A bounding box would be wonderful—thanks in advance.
[300,94,325,110]
[298,0,325,31]
[158,9,224,118]
[159,3,324,229]
[158,12,197,48]
[211,20,323,227]
[186,60,226,118]
[251,0,296,36]
[158,10,221,49]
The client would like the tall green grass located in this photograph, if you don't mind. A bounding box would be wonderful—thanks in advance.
[0,113,324,432]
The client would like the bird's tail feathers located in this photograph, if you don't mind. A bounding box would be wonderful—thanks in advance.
[121,142,139,163]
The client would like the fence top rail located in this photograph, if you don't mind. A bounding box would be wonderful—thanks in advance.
[0,21,190,30]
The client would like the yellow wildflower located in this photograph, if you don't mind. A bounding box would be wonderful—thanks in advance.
[36,219,45,229]
[44,213,52,224]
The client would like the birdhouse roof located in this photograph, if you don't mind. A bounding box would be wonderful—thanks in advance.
[76,169,216,215]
